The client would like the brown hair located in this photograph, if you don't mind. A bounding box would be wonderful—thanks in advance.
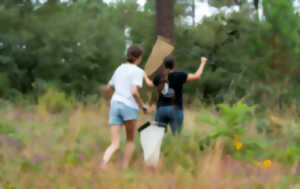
[126,44,143,63]
[163,55,175,69]
[153,56,175,93]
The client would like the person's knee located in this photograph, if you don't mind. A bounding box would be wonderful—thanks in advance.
[111,142,120,150]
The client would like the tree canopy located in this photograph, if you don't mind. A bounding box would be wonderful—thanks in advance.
[0,0,300,109]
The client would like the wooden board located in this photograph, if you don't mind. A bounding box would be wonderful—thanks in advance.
[144,36,174,76]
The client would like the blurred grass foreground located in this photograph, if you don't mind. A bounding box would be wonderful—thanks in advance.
[0,89,299,189]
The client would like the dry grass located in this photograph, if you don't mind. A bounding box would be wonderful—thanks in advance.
[0,101,299,189]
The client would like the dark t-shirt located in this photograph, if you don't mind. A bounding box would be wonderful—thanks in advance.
[154,72,188,109]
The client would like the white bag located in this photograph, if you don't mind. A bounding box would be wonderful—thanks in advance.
[138,122,167,166]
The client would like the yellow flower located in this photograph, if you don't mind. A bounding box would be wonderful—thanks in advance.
[235,141,243,150]
[232,135,239,141]
[263,160,272,168]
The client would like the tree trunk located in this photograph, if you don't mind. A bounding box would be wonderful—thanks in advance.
[155,0,174,42]
[150,0,174,105]
[254,0,259,10]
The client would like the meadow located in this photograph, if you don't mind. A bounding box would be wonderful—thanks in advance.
[1,0,300,188]
[0,89,299,189]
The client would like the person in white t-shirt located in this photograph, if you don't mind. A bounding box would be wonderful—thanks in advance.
[101,44,148,169]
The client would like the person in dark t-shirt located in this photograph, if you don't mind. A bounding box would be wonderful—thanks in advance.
[145,55,207,135]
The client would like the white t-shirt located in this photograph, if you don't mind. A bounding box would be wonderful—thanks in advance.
[108,63,144,110]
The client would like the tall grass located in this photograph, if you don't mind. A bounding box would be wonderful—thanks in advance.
[0,93,299,188]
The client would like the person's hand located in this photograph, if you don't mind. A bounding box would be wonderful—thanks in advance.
[142,105,149,114]
[144,73,155,88]
[201,57,208,64]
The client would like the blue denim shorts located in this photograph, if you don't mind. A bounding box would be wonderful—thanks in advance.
[109,101,139,125]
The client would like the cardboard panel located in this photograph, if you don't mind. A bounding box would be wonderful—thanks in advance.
[144,36,174,76]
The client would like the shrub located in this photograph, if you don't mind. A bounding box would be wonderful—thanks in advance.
[0,122,15,135]
[38,87,74,114]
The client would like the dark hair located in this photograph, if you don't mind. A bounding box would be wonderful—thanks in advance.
[153,73,164,86]
[126,44,143,63]
[163,55,175,70]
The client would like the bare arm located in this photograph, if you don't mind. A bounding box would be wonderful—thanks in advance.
[187,57,207,82]
[131,85,147,112]
[144,74,155,88]
[105,84,114,102]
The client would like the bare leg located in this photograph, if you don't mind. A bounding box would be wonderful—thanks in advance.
[122,120,137,169]
[101,125,122,167]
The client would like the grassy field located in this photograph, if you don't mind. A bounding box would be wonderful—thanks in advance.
[0,94,299,189]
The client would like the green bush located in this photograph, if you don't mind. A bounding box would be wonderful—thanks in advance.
[0,1,125,96]
[161,134,202,171]
[0,98,12,109]
[196,101,256,152]
[0,72,21,100]
[196,101,300,165]
[0,122,15,135]
[38,88,74,114]
[0,183,17,189]
[197,101,256,139]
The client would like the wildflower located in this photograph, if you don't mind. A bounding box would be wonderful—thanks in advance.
[263,160,272,168]
[235,141,243,150]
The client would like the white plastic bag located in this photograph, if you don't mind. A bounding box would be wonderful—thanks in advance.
[139,122,166,166]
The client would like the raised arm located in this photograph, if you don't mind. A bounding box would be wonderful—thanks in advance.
[144,73,155,88]
[187,57,207,82]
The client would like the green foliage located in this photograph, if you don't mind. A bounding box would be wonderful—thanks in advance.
[0,0,126,95]
[61,149,80,165]
[218,101,255,129]
[20,158,41,172]
[0,0,300,109]
[0,98,12,111]
[197,101,300,164]
[207,0,248,8]
[38,87,74,114]
[255,118,272,134]
[278,176,300,189]
[162,134,202,171]
[174,0,300,107]
[0,122,15,135]
[0,101,299,188]
[198,101,255,138]
[0,184,17,189]
[276,146,300,164]
[0,73,10,97]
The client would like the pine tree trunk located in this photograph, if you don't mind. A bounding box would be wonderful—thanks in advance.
[155,0,174,42]
[254,0,259,10]
[150,0,175,105]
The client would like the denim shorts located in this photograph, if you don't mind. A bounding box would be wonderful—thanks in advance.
[109,101,139,125]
